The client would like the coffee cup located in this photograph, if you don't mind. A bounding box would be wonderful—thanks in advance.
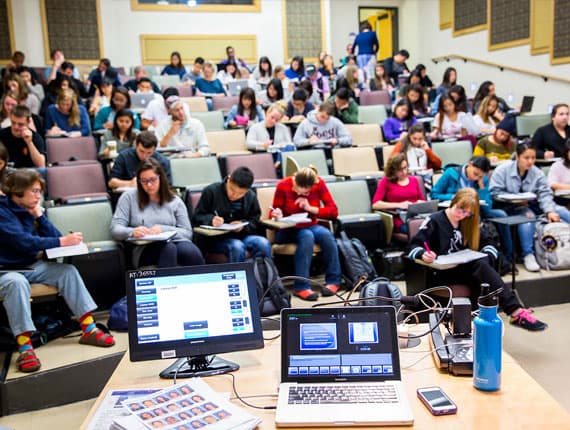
[107,140,118,157]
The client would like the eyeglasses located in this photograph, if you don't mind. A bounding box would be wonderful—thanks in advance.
[455,207,472,217]
[139,175,159,185]
[29,188,42,195]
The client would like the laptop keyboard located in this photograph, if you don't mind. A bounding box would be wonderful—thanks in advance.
[288,385,398,404]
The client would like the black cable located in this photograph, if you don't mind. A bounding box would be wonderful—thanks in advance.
[226,372,277,410]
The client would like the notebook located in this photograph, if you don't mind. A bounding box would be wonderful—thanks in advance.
[227,79,251,96]
[275,306,413,427]
[131,93,155,109]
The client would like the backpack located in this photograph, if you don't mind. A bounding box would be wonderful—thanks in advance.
[358,277,403,310]
[107,296,129,332]
[534,221,570,270]
[336,231,377,288]
[0,302,80,352]
[251,257,291,316]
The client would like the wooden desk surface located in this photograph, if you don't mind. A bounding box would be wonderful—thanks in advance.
[81,327,570,429]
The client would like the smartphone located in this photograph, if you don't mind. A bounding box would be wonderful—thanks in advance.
[417,386,457,416]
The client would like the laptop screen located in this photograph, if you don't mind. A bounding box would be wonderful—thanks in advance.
[281,306,402,383]
[126,263,264,362]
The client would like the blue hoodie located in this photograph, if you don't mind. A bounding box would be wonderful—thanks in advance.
[431,164,493,208]
[0,196,61,266]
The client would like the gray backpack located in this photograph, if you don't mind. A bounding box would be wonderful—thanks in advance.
[534,221,570,270]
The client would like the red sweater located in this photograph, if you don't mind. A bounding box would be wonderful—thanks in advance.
[272,177,338,228]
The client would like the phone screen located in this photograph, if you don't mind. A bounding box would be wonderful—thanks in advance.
[421,389,454,408]
[417,387,457,415]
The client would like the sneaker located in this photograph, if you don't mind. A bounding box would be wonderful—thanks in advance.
[321,284,340,297]
[523,254,540,272]
[510,309,548,331]
[293,289,319,301]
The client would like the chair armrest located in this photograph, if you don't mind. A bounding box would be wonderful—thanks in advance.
[317,218,334,232]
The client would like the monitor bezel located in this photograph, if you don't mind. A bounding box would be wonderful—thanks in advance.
[280,306,402,383]
[126,262,264,363]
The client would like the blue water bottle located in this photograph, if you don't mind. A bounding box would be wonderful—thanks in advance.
[473,283,503,391]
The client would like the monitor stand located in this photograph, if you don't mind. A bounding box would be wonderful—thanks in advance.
[159,355,239,379]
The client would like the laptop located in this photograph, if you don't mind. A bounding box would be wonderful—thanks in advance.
[227,79,251,96]
[131,93,155,110]
[406,200,439,219]
[520,95,535,114]
[275,306,413,427]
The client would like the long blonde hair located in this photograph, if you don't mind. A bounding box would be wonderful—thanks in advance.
[57,88,80,127]
[345,65,359,90]
[476,95,500,125]
[450,188,480,250]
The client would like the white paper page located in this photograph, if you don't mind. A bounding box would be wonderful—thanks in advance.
[87,388,162,430]
[497,192,537,201]
[45,242,88,259]
[280,213,311,223]
[127,231,176,242]
[199,222,249,231]
[433,249,487,266]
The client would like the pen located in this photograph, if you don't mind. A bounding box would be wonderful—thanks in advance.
[423,241,432,253]
[214,211,219,217]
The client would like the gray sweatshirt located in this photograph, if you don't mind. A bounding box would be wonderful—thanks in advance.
[293,110,352,148]
[111,189,193,241]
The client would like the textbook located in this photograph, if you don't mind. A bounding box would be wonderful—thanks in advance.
[116,378,261,430]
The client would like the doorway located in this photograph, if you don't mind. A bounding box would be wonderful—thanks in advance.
[358,6,399,61]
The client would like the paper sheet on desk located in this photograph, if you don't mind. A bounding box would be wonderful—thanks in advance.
[87,388,162,430]
[432,249,487,267]
[127,231,176,242]
[279,213,311,223]
[497,192,537,201]
[45,242,88,259]
[199,221,249,231]
[120,379,261,430]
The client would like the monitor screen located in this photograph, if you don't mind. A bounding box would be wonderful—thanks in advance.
[126,263,264,376]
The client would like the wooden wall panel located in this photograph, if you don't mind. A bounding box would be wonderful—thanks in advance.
[140,35,257,65]
[453,0,487,36]
[40,0,102,64]
[551,0,570,64]
[530,0,553,55]
[0,0,14,62]
[440,0,453,29]
[488,0,530,51]
[283,0,324,62]
[130,0,260,13]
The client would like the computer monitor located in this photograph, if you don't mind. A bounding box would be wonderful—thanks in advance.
[126,263,264,379]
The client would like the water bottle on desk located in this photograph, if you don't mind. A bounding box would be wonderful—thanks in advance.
[473,283,503,391]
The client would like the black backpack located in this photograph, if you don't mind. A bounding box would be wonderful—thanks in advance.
[336,231,377,288]
[251,257,291,316]
[358,277,403,309]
